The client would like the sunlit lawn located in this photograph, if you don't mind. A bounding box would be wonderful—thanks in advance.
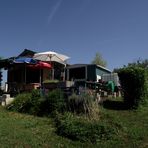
[0,107,92,148]
[0,98,148,148]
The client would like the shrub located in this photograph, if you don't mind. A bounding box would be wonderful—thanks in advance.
[43,79,59,83]
[42,89,66,115]
[28,89,43,115]
[67,92,99,118]
[7,89,67,116]
[55,112,118,143]
[7,89,43,115]
[7,93,32,113]
[118,67,148,109]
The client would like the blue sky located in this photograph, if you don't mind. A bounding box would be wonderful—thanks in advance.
[0,0,148,71]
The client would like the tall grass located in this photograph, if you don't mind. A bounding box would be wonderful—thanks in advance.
[67,92,100,119]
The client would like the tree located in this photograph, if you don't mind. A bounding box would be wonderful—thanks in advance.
[127,58,148,69]
[0,57,2,94]
[0,70,2,89]
[113,58,148,72]
[91,52,107,67]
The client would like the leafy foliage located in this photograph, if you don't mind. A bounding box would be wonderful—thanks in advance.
[0,57,3,94]
[43,79,59,83]
[6,89,42,115]
[41,89,66,115]
[7,89,66,116]
[127,58,148,69]
[118,67,148,109]
[113,58,148,73]
[55,112,118,144]
[91,52,107,67]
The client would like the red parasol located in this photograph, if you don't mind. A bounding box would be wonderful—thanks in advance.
[27,61,52,69]
[27,61,52,84]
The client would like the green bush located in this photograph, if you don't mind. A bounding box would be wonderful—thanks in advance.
[43,79,59,83]
[36,89,66,116]
[118,67,148,109]
[55,112,118,143]
[67,92,99,118]
[41,89,66,115]
[28,89,43,115]
[7,93,32,113]
[7,89,43,115]
[7,89,66,116]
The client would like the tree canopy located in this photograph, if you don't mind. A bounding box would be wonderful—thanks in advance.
[113,58,148,73]
[127,59,148,69]
[91,52,107,67]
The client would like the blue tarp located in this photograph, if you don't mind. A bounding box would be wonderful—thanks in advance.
[13,57,37,64]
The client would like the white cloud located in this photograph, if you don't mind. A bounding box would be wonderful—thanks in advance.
[47,0,63,25]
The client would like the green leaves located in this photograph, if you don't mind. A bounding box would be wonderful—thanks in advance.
[118,67,148,109]
[55,112,118,143]
[91,52,107,67]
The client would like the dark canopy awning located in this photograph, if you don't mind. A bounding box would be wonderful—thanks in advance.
[18,49,36,57]
[0,58,14,69]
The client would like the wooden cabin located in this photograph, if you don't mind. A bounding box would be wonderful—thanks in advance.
[0,49,66,94]
[66,64,111,81]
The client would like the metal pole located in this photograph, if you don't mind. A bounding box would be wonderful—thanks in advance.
[63,64,66,81]
[25,63,26,84]
[40,68,41,84]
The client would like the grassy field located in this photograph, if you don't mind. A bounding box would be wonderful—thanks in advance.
[100,100,148,148]
[0,107,92,148]
[0,99,148,148]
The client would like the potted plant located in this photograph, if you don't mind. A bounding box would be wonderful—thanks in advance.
[43,79,59,89]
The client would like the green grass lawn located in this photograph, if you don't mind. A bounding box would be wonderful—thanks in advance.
[0,107,92,148]
[100,99,148,148]
[0,99,148,148]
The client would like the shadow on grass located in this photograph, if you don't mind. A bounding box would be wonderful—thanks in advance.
[102,100,128,110]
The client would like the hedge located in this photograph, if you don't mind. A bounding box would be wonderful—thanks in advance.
[118,67,148,109]
[7,89,66,116]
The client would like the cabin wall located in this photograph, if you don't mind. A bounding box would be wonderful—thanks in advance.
[87,65,96,81]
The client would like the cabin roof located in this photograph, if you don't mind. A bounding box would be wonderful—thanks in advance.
[66,64,111,73]
[18,49,36,57]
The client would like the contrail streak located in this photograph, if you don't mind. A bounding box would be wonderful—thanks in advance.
[47,0,62,25]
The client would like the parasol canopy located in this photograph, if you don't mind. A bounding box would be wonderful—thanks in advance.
[13,57,37,64]
[27,61,52,69]
[33,51,70,65]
